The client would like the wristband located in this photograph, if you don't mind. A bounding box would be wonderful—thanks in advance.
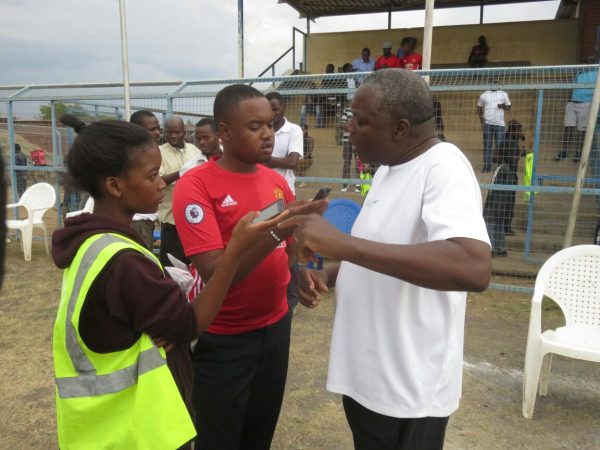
[269,229,282,244]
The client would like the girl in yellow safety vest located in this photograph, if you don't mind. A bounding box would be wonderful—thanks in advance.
[52,115,290,450]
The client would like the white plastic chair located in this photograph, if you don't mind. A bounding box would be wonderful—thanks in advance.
[522,245,600,419]
[65,196,94,219]
[6,182,57,261]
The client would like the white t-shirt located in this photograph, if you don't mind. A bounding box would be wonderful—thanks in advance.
[327,142,490,419]
[272,118,303,193]
[132,213,158,222]
[477,90,511,126]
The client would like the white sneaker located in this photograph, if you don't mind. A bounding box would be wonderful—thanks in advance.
[340,185,349,192]
[354,186,361,193]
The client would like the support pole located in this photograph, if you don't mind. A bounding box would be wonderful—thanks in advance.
[564,66,600,247]
[118,0,131,120]
[422,0,435,82]
[388,6,392,30]
[305,19,310,72]
[292,29,296,71]
[50,101,63,227]
[7,100,18,205]
[480,0,484,24]
[238,0,244,78]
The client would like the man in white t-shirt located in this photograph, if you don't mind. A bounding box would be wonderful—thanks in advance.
[477,84,511,172]
[264,91,304,194]
[280,69,491,450]
[265,91,304,313]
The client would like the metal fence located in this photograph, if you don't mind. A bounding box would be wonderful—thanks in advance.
[2,66,599,292]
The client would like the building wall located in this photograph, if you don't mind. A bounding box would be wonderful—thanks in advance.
[306,19,579,72]
[580,0,600,59]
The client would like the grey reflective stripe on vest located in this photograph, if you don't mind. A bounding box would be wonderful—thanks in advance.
[56,234,166,399]
[56,347,165,398]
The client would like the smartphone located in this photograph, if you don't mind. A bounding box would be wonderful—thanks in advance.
[312,187,331,201]
[252,198,285,224]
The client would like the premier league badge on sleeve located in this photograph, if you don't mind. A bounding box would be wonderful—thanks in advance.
[185,204,204,224]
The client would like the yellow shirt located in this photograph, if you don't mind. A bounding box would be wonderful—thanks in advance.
[158,142,205,224]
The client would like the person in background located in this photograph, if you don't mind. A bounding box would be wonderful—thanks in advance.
[374,42,402,70]
[339,105,360,193]
[130,110,162,250]
[296,124,314,188]
[399,37,422,71]
[14,143,28,198]
[300,64,336,128]
[499,120,526,236]
[264,92,304,195]
[477,80,511,172]
[352,47,375,72]
[195,118,223,159]
[483,122,524,257]
[158,116,207,266]
[265,91,304,314]
[433,99,446,141]
[280,69,491,450]
[396,37,410,59]
[555,55,598,162]
[468,36,489,68]
[341,62,358,106]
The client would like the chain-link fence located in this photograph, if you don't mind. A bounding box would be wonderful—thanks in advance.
[2,66,599,291]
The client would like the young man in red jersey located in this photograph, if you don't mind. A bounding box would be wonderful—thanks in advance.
[400,37,422,71]
[173,84,325,450]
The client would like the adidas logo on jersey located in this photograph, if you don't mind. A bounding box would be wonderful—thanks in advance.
[221,195,238,207]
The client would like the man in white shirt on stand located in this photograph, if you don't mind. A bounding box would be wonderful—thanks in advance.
[280,69,491,450]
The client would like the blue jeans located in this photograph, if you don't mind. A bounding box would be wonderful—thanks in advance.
[486,221,506,253]
[482,123,505,171]
[300,104,322,128]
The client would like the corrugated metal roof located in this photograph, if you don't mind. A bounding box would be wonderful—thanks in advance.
[279,0,558,19]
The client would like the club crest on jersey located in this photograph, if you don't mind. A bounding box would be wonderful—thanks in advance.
[273,188,285,200]
[185,204,204,224]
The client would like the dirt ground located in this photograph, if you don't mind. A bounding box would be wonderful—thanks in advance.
[0,241,599,449]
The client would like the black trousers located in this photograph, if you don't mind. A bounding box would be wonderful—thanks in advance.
[159,222,189,266]
[343,396,449,450]
[287,262,299,312]
[192,311,292,450]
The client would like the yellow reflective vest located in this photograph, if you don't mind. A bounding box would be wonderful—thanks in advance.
[523,152,535,202]
[359,171,372,197]
[53,233,196,449]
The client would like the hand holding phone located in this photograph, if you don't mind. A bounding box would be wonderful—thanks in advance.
[313,187,331,201]
[252,198,285,224]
